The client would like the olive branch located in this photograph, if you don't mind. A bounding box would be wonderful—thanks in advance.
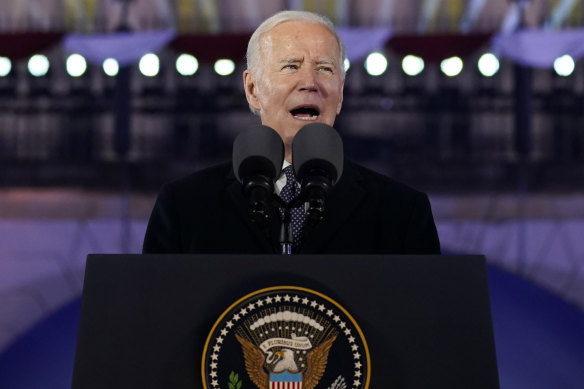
[228,371,242,389]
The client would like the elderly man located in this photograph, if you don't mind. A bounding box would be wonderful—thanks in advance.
[143,10,440,254]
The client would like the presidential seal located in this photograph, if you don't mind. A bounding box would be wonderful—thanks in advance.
[202,286,370,389]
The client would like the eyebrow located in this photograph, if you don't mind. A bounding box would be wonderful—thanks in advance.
[316,59,336,68]
[278,57,337,67]
[279,57,302,64]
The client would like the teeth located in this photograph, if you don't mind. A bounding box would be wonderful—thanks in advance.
[293,115,318,121]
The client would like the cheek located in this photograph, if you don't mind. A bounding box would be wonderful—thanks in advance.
[258,86,286,113]
[326,89,343,112]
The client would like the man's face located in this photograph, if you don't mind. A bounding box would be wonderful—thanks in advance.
[244,21,344,160]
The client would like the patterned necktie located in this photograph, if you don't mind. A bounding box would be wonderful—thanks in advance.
[278,166,305,248]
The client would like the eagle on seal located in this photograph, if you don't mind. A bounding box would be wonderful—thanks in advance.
[235,334,337,389]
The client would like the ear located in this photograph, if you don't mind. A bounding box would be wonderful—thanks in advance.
[336,79,345,115]
[243,70,262,112]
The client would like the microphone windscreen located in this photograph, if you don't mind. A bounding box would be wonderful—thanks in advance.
[292,123,343,185]
[232,125,284,183]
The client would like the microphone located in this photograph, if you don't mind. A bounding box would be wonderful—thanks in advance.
[292,123,343,224]
[233,125,284,226]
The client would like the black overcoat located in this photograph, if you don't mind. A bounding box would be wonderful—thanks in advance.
[143,160,441,255]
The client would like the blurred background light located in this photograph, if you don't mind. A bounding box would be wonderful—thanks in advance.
[66,53,87,77]
[139,53,160,77]
[102,58,119,77]
[28,54,50,77]
[365,52,388,76]
[402,55,425,76]
[214,59,235,76]
[553,54,575,77]
[176,53,199,76]
[440,56,463,77]
[344,58,351,72]
[478,53,500,77]
[0,56,11,77]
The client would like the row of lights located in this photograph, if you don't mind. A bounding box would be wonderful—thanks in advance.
[364,52,577,78]
[0,53,234,78]
[0,52,578,79]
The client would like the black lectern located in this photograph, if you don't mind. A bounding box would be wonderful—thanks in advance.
[72,254,499,389]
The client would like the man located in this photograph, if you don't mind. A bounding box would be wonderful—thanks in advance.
[143,10,440,254]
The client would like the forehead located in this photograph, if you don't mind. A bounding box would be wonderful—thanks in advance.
[260,21,340,59]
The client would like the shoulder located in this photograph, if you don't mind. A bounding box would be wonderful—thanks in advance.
[343,160,428,200]
[342,161,440,254]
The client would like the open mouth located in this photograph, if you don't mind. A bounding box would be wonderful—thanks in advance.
[290,106,320,121]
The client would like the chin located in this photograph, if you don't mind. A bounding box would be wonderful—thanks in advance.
[285,130,301,143]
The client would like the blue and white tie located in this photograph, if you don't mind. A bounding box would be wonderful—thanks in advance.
[278,166,305,248]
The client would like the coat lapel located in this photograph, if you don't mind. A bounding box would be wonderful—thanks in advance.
[299,162,366,253]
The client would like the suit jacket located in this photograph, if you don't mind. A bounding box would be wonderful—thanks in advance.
[142,160,440,254]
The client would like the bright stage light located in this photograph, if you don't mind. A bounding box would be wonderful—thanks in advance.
[28,54,50,77]
[176,54,199,76]
[214,59,235,76]
[103,58,119,77]
[477,53,499,77]
[553,54,575,77]
[66,53,87,77]
[440,56,463,77]
[365,52,388,76]
[402,55,424,76]
[344,58,350,72]
[0,57,11,77]
[139,53,160,77]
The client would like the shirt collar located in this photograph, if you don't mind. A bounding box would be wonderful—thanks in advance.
[275,161,292,196]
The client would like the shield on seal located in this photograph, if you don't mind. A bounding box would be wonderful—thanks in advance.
[269,371,302,389]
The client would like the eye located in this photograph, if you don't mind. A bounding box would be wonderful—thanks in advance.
[282,64,298,71]
[318,66,334,74]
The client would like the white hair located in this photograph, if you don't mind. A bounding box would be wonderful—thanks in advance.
[245,10,346,114]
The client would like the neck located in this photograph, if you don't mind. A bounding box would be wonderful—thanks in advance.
[284,148,292,164]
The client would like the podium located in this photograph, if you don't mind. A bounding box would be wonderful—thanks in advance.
[72,254,499,388]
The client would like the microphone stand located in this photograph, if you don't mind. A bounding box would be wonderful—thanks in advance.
[273,196,305,255]
[244,186,303,255]
[279,207,293,255]
[273,181,331,255]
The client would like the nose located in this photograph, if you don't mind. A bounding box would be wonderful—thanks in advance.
[298,67,319,92]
